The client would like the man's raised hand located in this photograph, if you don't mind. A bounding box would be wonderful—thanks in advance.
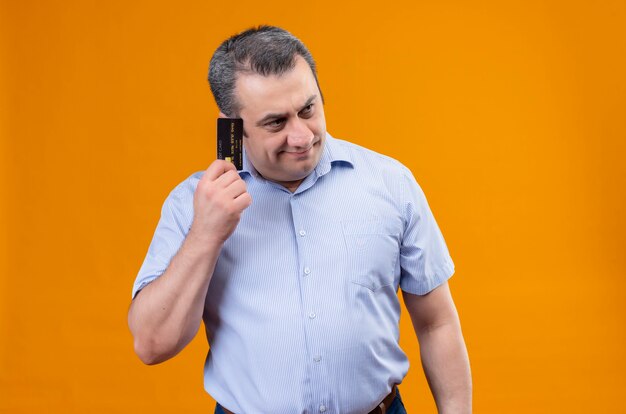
[190,160,252,245]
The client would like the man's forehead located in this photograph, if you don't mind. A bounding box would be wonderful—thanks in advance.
[234,58,319,117]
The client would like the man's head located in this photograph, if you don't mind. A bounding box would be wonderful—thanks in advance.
[209,25,323,117]
[208,26,327,191]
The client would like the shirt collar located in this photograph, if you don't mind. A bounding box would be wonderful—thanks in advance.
[314,132,354,178]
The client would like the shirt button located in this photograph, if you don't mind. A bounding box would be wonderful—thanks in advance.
[303,267,311,275]
[299,229,306,236]
[308,312,316,319]
[319,405,327,412]
[313,355,321,362]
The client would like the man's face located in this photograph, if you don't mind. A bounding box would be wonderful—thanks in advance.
[233,55,326,191]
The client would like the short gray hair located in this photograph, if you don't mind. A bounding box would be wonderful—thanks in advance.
[208,25,323,117]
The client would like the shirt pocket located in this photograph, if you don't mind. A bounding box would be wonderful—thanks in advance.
[341,219,399,291]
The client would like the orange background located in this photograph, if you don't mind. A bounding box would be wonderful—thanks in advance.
[2,0,625,412]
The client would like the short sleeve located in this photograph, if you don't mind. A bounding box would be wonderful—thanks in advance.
[131,177,196,299]
[399,168,455,295]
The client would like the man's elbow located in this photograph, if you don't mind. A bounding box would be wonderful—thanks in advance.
[129,318,177,365]
[414,317,461,339]
[133,336,175,365]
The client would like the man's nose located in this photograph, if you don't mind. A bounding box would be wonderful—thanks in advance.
[286,118,314,148]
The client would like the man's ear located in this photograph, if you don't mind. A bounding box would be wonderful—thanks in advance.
[218,112,227,119]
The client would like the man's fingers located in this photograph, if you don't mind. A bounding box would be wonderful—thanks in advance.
[205,159,237,181]
[214,169,241,188]
[233,191,253,211]
[223,178,248,200]
[199,160,249,209]
[196,159,249,222]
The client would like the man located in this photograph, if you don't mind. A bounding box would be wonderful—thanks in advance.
[128,26,472,414]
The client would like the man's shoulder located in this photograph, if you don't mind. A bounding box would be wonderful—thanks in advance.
[163,171,203,203]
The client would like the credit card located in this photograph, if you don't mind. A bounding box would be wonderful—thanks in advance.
[217,118,243,170]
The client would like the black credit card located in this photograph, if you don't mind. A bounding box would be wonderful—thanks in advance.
[217,118,243,170]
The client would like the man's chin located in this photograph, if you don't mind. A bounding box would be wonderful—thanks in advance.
[282,169,314,182]
[273,162,318,182]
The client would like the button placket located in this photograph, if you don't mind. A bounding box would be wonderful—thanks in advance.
[290,198,329,411]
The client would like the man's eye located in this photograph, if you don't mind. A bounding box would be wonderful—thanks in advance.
[300,104,314,116]
[266,119,285,128]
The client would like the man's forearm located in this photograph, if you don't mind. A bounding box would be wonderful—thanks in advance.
[418,321,472,414]
[128,229,222,365]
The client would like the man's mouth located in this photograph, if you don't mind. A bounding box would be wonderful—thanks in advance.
[281,141,317,157]
[285,148,311,156]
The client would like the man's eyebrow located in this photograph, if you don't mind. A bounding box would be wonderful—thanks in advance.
[255,95,317,127]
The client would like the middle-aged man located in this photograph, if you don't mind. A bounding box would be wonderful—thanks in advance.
[128,25,472,414]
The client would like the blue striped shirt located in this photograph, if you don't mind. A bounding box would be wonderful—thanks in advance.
[133,133,454,414]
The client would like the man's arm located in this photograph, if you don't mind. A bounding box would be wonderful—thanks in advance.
[403,282,472,414]
[128,160,251,365]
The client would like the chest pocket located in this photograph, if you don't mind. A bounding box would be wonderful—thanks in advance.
[342,219,399,291]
